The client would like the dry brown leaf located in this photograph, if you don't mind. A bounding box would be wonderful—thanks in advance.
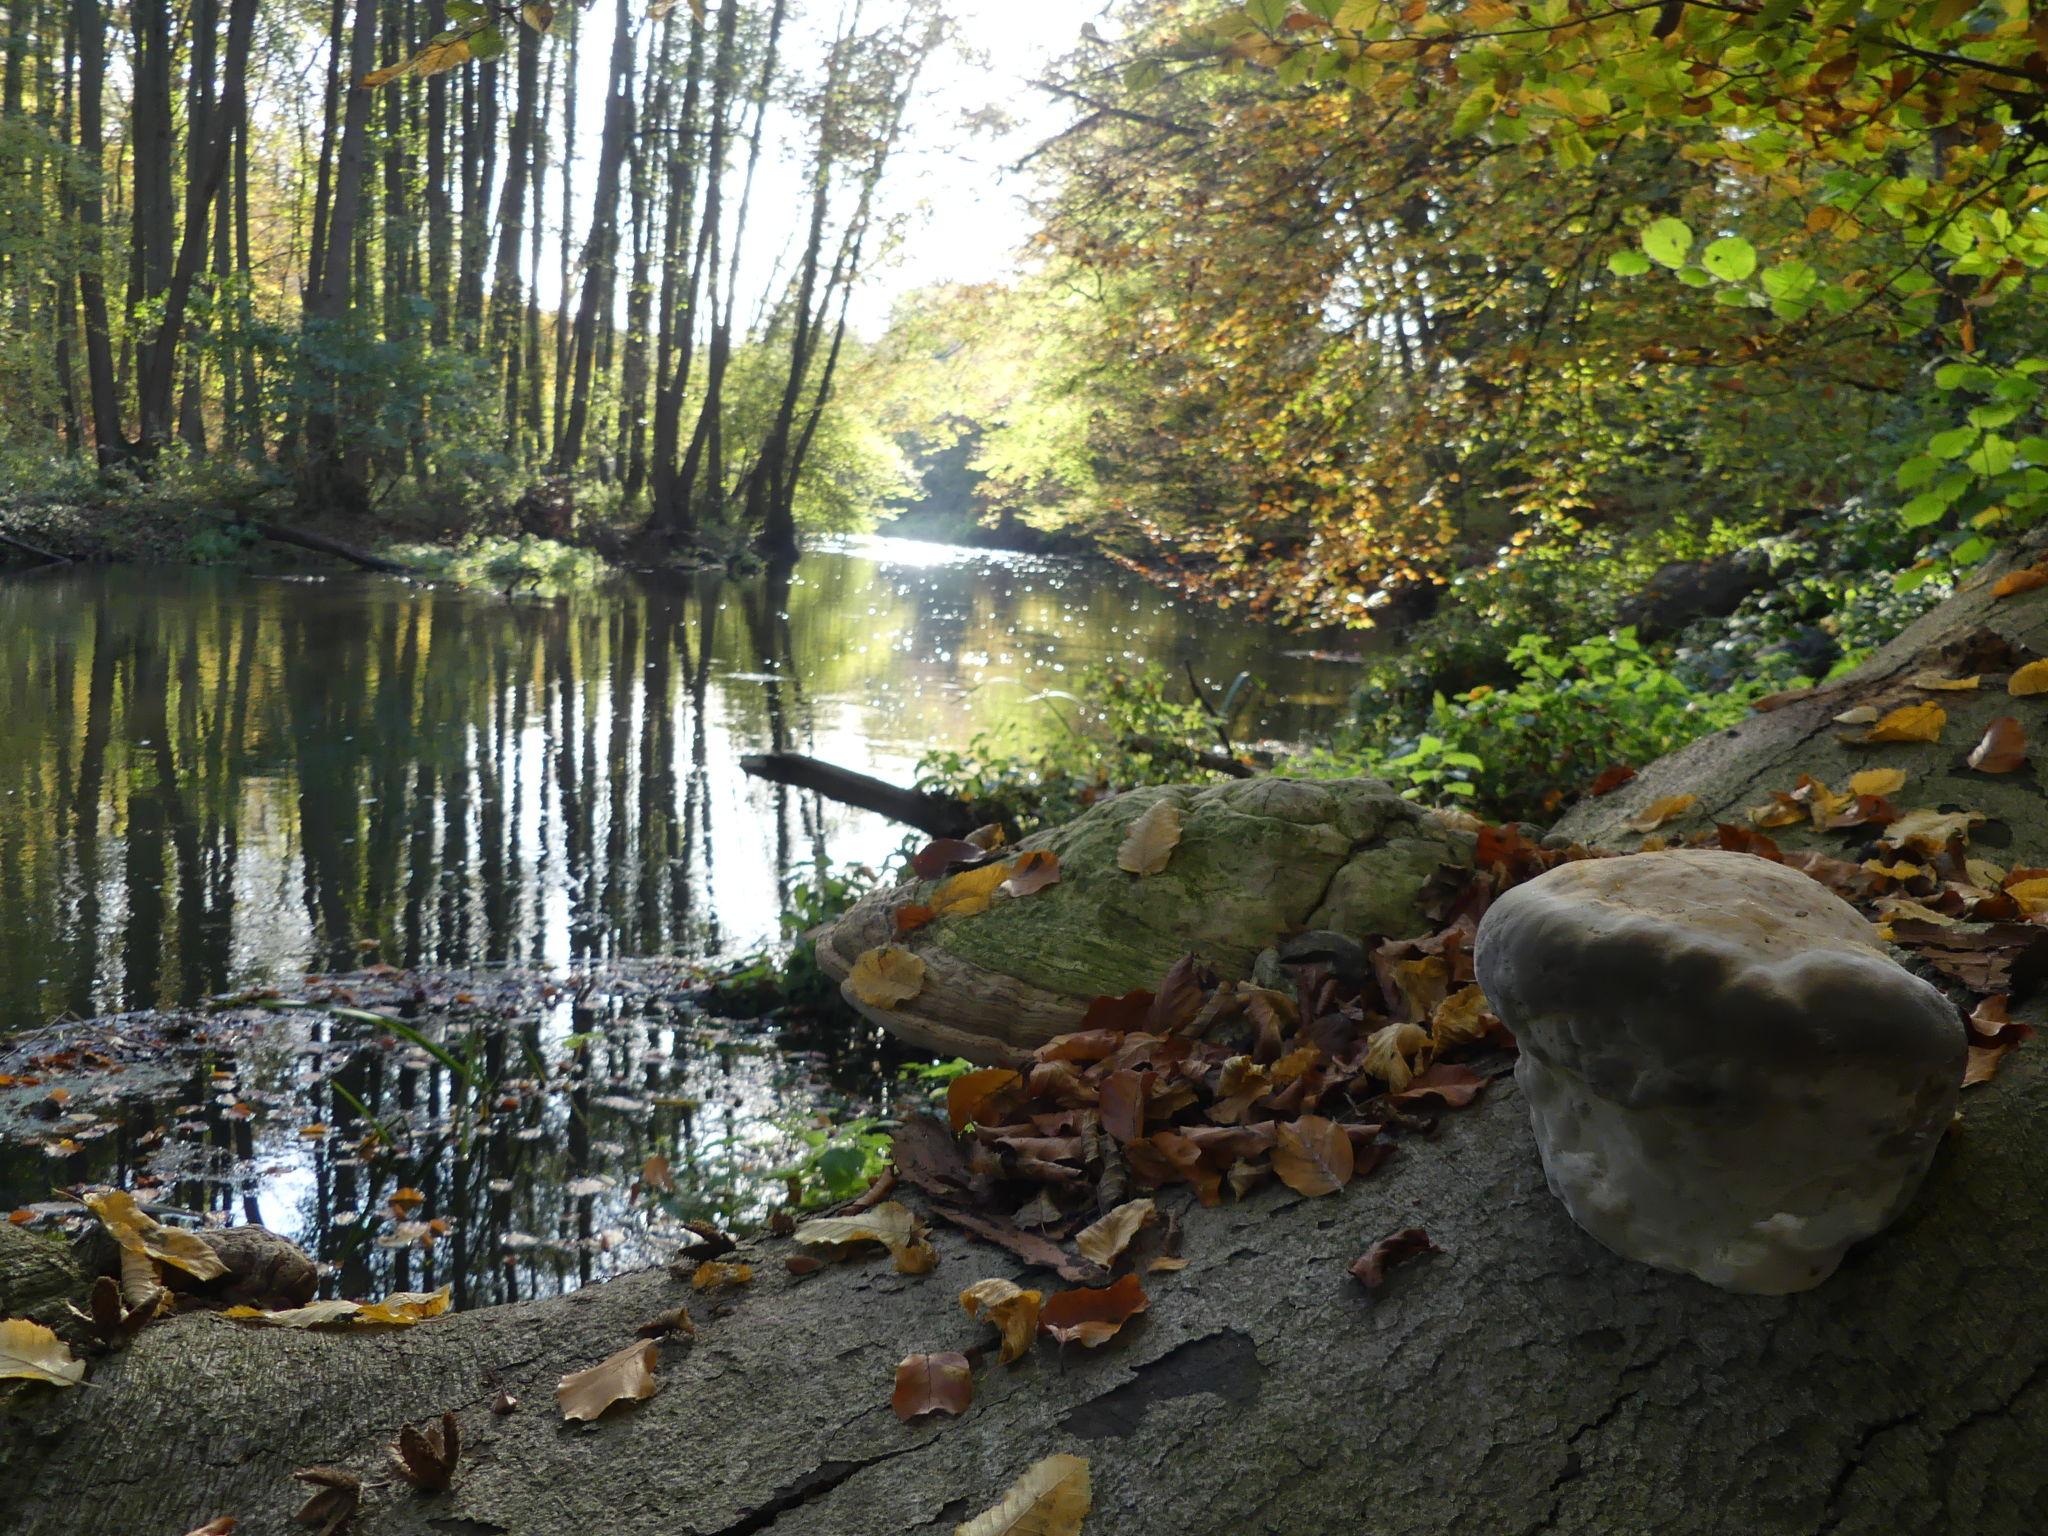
[1038,1272,1149,1348]
[892,1351,974,1421]
[1429,985,1495,1050]
[1271,1116,1355,1197]
[1967,716,2028,773]
[182,1523,237,1536]
[1116,800,1183,875]
[1882,808,1984,853]
[1362,1022,1429,1092]
[556,1339,659,1422]
[388,1411,460,1492]
[1074,1199,1156,1269]
[1832,705,1880,725]
[894,903,936,936]
[960,1278,1043,1365]
[223,1286,450,1329]
[1992,565,2048,599]
[1848,767,1907,797]
[954,1454,1091,1536]
[793,1201,937,1274]
[635,1305,696,1339]
[1907,670,1980,691]
[690,1261,754,1290]
[0,1317,85,1387]
[2009,658,2048,696]
[931,859,1016,919]
[82,1188,229,1283]
[2006,878,2048,915]
[1855,703,1946,744]
[1746,794,1807,828]
[1349,1227,1442,1289]
[293,1466,361,1536]
[848,946,926,1008]
[1001,850,1062,898]
[948,1068,1021,1133]
[1624,793,1697,832]
[1965,1041,2018,1087]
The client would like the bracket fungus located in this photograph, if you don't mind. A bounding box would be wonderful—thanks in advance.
[1474,849,1965,1294]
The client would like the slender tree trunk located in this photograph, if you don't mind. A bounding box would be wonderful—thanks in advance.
[68,0,120,463]
[489,22,539,453]
[424,0,451,344]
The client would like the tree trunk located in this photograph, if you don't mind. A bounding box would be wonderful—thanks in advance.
[68,0,120,464]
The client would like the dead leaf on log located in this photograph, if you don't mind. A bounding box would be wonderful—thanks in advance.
[1849,768,1907,797]
[1001,850,1061,898]
[0,1318,85,1386]
[930,1203,1104,1283]
[913,838,994,879]
[2009,658,2048,696]
[932,859,1017,919]
[1881,808,1984,854]
[1361,1022,1429,1092]
[1888,919,2048,997]
[1966,716,2028,773]
[894,903,936,936]
[1116,800,1183,875]
[848,946,926,1008]
[293,1466,362,1535]
[1387,1062,1488,1109]
[1853,703,1946,744]
[182,1523,236,1536]
[954,1454,1091,1536]
[1349,1228,1443,1290]
[557,1339,659,1422]
[1038,1272,1149,1348]
[388,1411,460,1492]
[948,1068,1022,1133]
[890,1112,978,1202]
[793,1201,938,1274]
[1428,985,1496,1051]
[1074,1199,1156,1268]
[1588,763,1637,794]
[961,1278,1043,1364]
[222,1285,450,1329]
[635,1305,695,1339]
[1097,1069,1149,1144]
[893,1351,974,1421]
[690,1260,754,1290]
[1992,565,2048,599]
[1625,793,1697,832]
[1965,1041,2019,1087]
[1271,1116,1354,1196]
[1907,670,1980,691]
[1147,953,1211,1032]
[82,1187,228,1283]
[1076,990,1154,1033]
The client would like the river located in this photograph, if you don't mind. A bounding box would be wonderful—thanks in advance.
[0,536,1359,1300]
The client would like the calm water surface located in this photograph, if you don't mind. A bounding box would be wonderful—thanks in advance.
[0,536,1357,1301]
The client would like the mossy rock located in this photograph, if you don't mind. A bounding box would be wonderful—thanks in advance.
[814,777,1473,1061]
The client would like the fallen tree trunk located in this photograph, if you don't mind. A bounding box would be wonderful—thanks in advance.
[0,527,72,567]
[252,520,416,575]
[1,1049,2041,1536]
[740,751,981,837]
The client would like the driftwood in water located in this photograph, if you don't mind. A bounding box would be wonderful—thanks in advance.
[253,520,416,575]
[740,751,980,837]
[0,526,73,566]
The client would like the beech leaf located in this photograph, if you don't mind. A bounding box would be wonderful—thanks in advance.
[222,1286,450,1329]
[1271,1115,1354,1196]
[793,1200,937,1274]
[1848,767,1907,797]
[2008,658,2048,696]
[1001,849,1062,898]
[1116,800,1183,875]
[1855,703,1945,744]
[892,1351,974,1421]
[1991,565,2048,599]
[930,859,1016,919]
[556,1339,659,1422]
[1966,716,2028,773]
[82,1188,229,1282]
[960,1278,1043,1364]
[954,1454,1091,1536]
[1073,1199,1156,1268]
[1038,1272,1148,1348]
[0,1317,85,1387]
[1624,793,1696,832]
[848,946,925,1008]
[1349,1227,1442,1290]
[1907,670,1979,691]
[948,1068,1021,1133]
[1362,1022,1429,1092]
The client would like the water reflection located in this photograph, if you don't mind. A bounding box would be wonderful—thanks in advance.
[0,537,1353,1029]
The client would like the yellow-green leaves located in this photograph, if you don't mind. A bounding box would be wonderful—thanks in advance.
[360,21,498,89]
[1640,217,1693,270]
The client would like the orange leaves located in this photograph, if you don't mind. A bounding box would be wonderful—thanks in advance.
[1992,565,2048,599]
[1073,1199,1156,1269]
[892,1352,974,1421]
[1966,716,2028,773]
[690,1261,754,1290]
[793,1201,938,1274]
[1271,1115,1354,1197]
[1853,703,1946,744]
[960,1278,1043,1364]
[1624,793,1697,832]
[894,903,936,936]
[948,1069,1021,1133]
[848,946,925,1008]
[2008,658,2048,696]
[930,861,1015,919]
[1002,850,1062,898]
[1038,1272,1149,1348]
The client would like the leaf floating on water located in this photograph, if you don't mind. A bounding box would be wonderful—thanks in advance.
[82,1188,229,1283]
[0,1317,85,1387]
[848,946,925,1008]
[1038,1272,1148,1348]
[954,1454,1092,1536]
[960,1278,1043,1365]
[1271,1116,1355,1197]
[1073,1199,1156,1269]
[1623,793,1696,832]
[2008,658,2048,696]
[1966,716,2028,774]
[1849,768,1907,797]
[793,1201,937,1274]
[1116,800,1183,875]
[1348,1228,1443,1290]
[1001,849,1062,899]
[1854,703,1946,744]
[556,1339,659,1422]
[892,1351,974,1421]
[1907,670,1980,691]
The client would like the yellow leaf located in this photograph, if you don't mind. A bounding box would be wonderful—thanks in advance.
[1848,768,1907,797]
[2006,878,2048,915]
[222,1286,450,1329]
[82,1188,229,1283]
[1429,984,1494,1050]
[0,1317,85,1387]
[2008,658,2048,696]
[690,1261,753,1290]
[556,1339,659,1422]
[955,1454,1091,1536]
[1862,859,1929,881]
[1624,793,1697,832]
[1362,1022,1429,1092]
[793,1201,936,1274]
[1116,799,1183,875]
[1074,1199,1156,1269]
[847,946,925,1008]
[1857,704,1946,744]
[521,2,554,30]
[960,1278,1043,1365]
[1907,670,1980,691]
[930,858,1015,919]
[361,26,481,88]
[1881,808,1983,853]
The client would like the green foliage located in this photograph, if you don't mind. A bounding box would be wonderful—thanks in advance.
[383,534,609,593]
[770,1114,893,1206]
